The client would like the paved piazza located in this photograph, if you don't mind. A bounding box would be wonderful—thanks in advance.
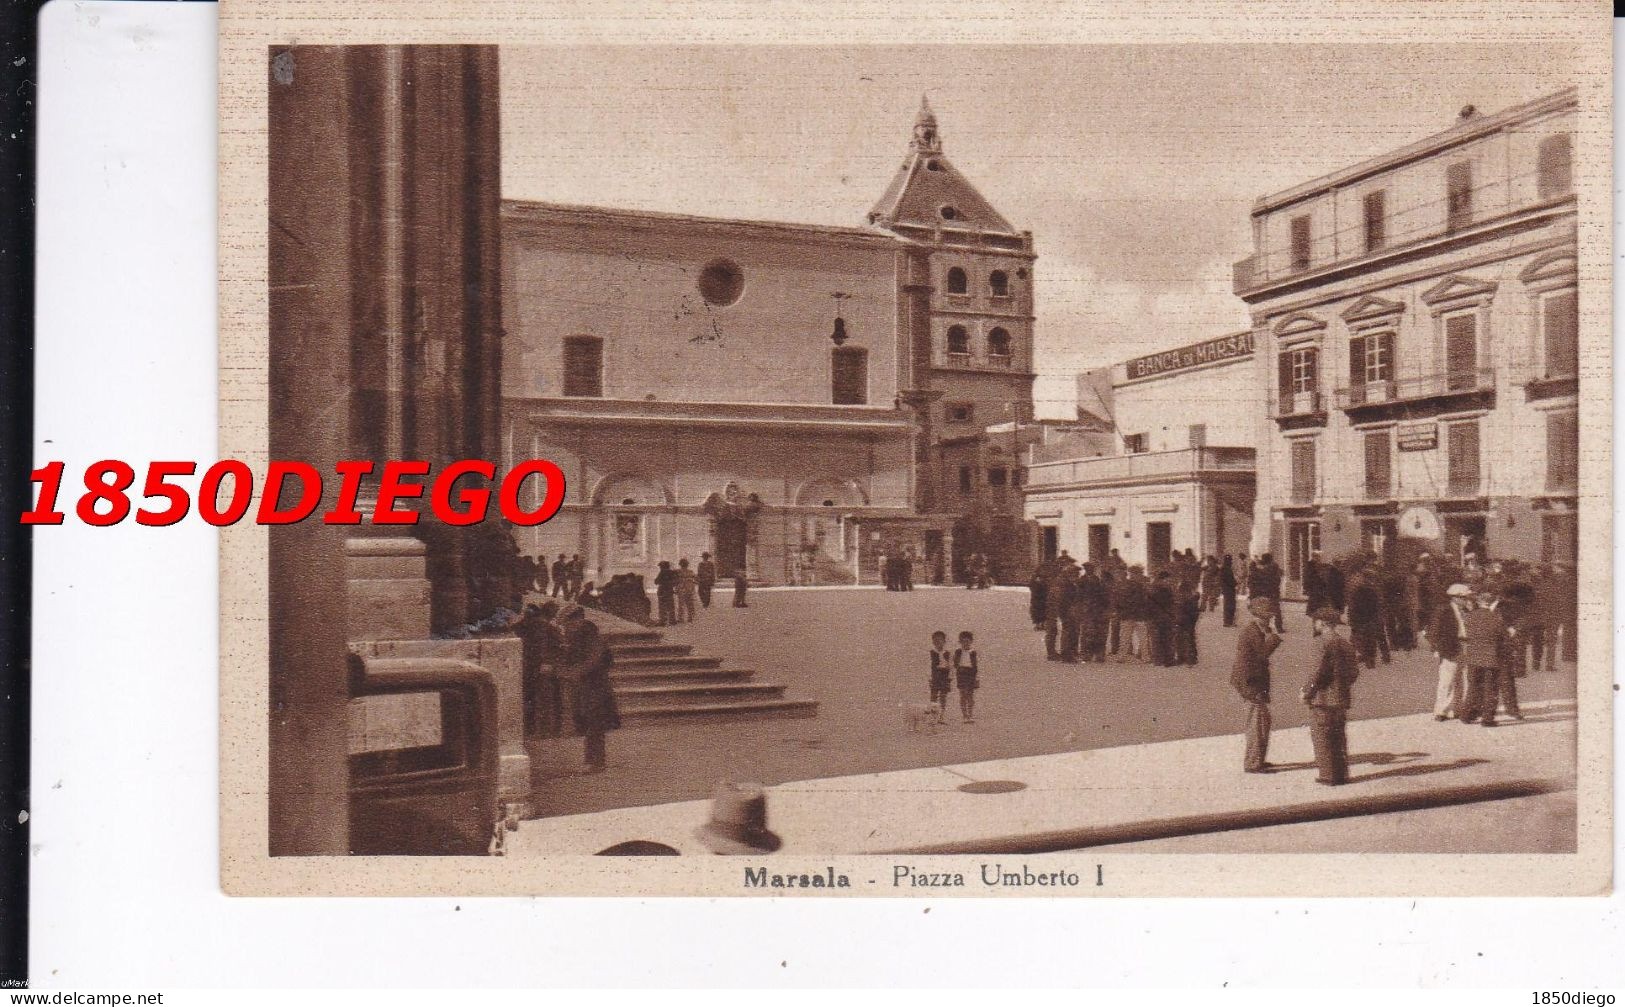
[525,586,1578,818]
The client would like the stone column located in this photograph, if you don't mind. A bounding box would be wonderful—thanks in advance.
[267,45,357,856]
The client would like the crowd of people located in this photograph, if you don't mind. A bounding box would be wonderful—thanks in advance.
[1025,545,1577,787]
[1225,548,1578,786]
[1027,549,1282,667]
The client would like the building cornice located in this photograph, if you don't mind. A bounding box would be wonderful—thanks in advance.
[1240,203,1575,308]
[502,198,901,251]
[1250,87,1577,218]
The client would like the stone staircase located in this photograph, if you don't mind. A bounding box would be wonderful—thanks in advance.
[600,627,819,723]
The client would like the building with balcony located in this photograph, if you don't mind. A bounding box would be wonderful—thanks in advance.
[1023,331,1258,569]
[1234,88,1580,596]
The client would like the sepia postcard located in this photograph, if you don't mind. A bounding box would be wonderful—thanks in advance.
[219,0,1614,896]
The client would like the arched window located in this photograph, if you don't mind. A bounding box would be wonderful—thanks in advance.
[988,327,1012,361]
[946,325,970,356]
[989,270,1010,297]
[946,267,968,295]
[831,347,868,405]
[1537,133,1572,199]
[562,335,603,397]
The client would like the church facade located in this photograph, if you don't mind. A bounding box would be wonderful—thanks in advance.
[501,100,1040,585]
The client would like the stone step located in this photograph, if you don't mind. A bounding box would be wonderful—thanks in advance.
[613,654,724,671]
[607,642,695,659]
[601,629,662,645]
[609,667,757,687]
[615,682,788,710]
[619,698,820,723]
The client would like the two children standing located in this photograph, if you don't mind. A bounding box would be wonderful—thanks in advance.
[928,630,980,724]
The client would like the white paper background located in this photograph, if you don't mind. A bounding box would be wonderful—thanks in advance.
[26,0,1625,988]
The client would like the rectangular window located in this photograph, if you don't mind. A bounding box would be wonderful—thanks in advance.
[1289,215,1312,271]
[1546,410,1579,493]
[1542,289,1579,379]
[1188,423,1207,449]
[1349,331,1394,394]
[1363,430,1392,499]
[1290,439,1317,503]
[1447,420,1480,496]
[831,347,868,405]
[562,336,603,397]
[1123,433,1147,454]
[958,466,973,493]
[1363,190,1386,252]
[946,402,975,424]
[1444,314,1478,391]
[1278,346,1319,412]
[1446,161,1473,233]
[987,466,1008,487]
[1537,134,1573,200]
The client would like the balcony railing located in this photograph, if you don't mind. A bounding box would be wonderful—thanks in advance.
[1275,390,1323,419]
[987,353,1012,369]
[946,352,972,366]
[1363,477,1392,501]
[1334,368,1495,410]
[1025,446,1255,490]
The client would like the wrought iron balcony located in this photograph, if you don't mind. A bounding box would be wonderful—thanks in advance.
[1335,368,1495,416]
[1024,446,1255,490]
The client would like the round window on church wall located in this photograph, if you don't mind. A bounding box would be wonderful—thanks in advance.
[698,259,745,306]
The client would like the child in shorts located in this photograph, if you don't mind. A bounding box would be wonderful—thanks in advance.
[928,630,952,723]
[954,631,979,723]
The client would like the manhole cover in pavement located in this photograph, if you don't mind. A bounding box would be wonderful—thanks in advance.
[957,780,1027,795]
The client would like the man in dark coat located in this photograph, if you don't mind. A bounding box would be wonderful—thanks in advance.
[559,604,620,772]
[1219,555,1238,627]
[1302,554,1328,629]
[1248,553,1285,633]
[515,601,563,737]
[1174,576,1201,665]
[1302,607,1360,785]
[1347,567,1390,669]
[1074,564,1110,663]
[550,553,569,598]
[1059,567,1085,663]
[1325,560,1346,615]
[696,552,717,609]
[1044,562,1074,661]
[1232,596,1283,773]
[1028,563,1050,631]
[653,560,678,626]
[1148,571,1177,666]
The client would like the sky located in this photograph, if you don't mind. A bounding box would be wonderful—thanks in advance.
[499,43,1580,417]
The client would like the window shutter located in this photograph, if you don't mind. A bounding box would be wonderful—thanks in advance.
[1445,315,1477,389]
[1537,134,1572,199]
[1448,421,1480,493]
[1364,432,1390,495]
[1278,351,1293,402]
[1544,290,1578,379]
[1546,411,1578,491]
[1348,336,1367,387]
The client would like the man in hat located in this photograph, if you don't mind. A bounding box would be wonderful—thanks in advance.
[1248,553,1286,633]
[558,603,620,772]
[1428,582,1474,720]
[696,552,717,609]
[696,781,782,855]
[1302,607,1360,785]
[1459,585,1507,726]
[1231,596,1283,773]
